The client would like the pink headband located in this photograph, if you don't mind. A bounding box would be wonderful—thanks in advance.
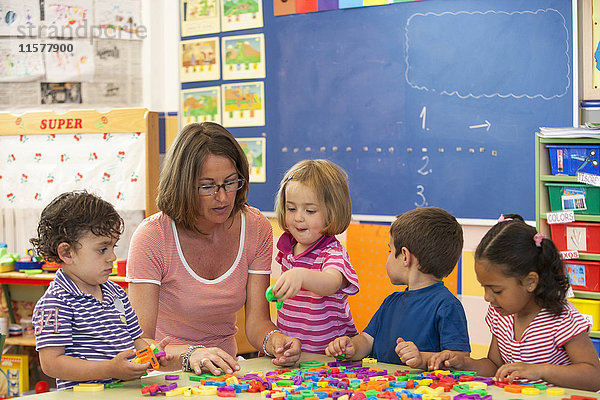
[497,214,512,223]
[533,232,545,247]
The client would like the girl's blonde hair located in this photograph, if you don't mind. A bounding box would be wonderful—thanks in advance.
[275,159,352,236]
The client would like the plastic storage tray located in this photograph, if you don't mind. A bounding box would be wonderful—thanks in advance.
[564,260,600,292]
[568,298,600,330]
[546,144,600,176]
[545,183,600,215]
[550,222,600,253]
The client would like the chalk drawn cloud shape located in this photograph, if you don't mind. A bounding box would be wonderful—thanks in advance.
[404,9,570,100]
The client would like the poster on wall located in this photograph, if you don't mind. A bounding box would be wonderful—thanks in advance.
[94,0,142,39]
[180,37,220,82]
[44,0,93,37]
[0,0,40,37]
[222,33,265,80]
[83,39,142,105]
[181,86,221,126]
[41,82,82,104]
[236,137,266,182]
[181,0,220,36]
[221,81,264,127]
[0,39,45,82]
[43,40,95,82]
[0,132,146,210]
[221,0,263,32]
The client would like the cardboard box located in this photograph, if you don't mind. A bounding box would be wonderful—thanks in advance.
[0,354,28,397]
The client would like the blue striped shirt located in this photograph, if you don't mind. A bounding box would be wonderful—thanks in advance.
[33,269,143,390]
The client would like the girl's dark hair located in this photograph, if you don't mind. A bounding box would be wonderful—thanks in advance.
[30,191,123,264]
[475,214,569,315]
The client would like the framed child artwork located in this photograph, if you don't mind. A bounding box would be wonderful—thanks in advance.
[222,34,266,80]
[221,81,265,127]
[180,37,221,82]
[180,86,222,126]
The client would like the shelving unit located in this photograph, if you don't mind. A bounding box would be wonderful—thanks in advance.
[535,134,600,341]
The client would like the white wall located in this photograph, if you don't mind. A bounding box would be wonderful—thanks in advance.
[142,0,180,111]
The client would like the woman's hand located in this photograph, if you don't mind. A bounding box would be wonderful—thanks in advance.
[156,337,174,368]
[188,347,240,376]
[269,331,302,366]
[325,336,355,360]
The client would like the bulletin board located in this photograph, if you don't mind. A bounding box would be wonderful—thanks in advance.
[213,0,574,220]
[0,108,159,216]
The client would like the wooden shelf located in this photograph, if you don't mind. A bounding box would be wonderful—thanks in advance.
[4,335,35,346]
[0,271,127,289]
[573,290,600,300]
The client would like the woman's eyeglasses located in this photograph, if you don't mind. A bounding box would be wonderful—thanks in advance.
[197,179,245,196]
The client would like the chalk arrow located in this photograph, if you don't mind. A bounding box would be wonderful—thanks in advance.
[469,120,491,131]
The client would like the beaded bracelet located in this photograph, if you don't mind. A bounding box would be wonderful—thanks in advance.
[262,329,280,358]
[181,345,205,372]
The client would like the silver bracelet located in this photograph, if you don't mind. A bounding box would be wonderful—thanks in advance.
[181,345,205,372]
[262,329,280,358]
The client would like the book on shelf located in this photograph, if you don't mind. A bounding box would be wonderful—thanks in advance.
[538,124,600,138]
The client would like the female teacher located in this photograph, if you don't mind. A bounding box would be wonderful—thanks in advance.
[127,122,301,375]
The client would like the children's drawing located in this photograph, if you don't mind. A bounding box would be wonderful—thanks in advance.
[94,0,142,39]
[41,82,82,104]
[181,86,221,126]
[44,40,94,82]
[0,0,40,37]
[222,33,265,80]
[221,81,264,127]
[0,40,44,82]
[181,0,220,36]
[180,37,220,82]
[237,137,266,182]
[44,0,92,37]
[221,0,263,32]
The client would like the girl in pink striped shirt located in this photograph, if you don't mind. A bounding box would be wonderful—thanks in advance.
[272,160,359,353]
[429,214,600,391]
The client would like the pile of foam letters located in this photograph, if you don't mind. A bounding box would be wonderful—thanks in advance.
[123,358,590,399]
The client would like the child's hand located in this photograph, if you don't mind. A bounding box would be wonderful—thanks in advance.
[495,362,542,383]
[325,336,355,359]
[273,269,306,301]
[110,349,151,381]
[395,338,422,369]
[427,350,467,371]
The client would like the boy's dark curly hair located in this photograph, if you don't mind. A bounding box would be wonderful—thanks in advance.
[475,214,569,315]
[30,191,123,264]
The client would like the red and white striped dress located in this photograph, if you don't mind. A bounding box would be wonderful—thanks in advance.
[276,233,359,353]
[485,302,591,385]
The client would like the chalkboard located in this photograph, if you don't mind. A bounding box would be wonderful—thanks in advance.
[187,0,574,220]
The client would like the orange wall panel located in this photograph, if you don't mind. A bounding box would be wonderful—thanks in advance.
[346,223,458,332]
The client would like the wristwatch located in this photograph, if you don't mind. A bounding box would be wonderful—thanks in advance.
[181,345,205,372]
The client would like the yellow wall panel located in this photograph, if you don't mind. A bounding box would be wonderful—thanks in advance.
[461,251,483,297]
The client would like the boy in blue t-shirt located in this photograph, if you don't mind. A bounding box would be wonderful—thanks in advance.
[326,207,470,369]
[31,191,171,390]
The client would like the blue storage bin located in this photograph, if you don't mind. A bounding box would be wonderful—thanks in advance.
[592,338,600,357]
[546,144,600,176]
